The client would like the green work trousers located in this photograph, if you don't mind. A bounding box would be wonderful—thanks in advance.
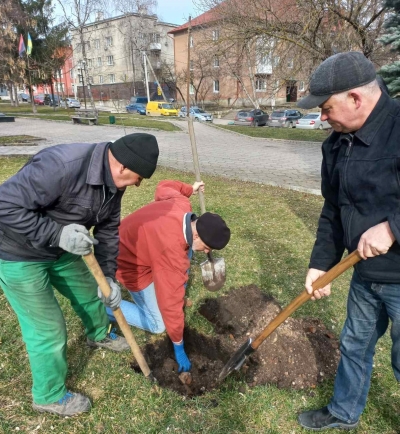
[0,253,109,404]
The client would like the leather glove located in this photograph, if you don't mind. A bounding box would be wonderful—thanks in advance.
[58,224,98,255]
[173,341,192,372]
[98,277,122,311]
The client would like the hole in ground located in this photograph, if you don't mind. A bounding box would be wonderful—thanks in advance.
[131,328,236,396]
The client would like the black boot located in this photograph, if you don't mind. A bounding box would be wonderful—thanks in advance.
[298,406,359,431]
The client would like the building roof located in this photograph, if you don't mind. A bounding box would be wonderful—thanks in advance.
[168,9,218,34]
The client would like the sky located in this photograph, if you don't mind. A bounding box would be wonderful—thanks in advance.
[53,0,202,26]
[156,0,199,25]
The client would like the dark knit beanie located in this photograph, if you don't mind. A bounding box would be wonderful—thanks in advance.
[196,212,231,250]
[110,133,159,178]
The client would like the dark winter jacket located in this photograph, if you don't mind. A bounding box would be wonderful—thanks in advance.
[0,142,124,278]
[310,92,400,282]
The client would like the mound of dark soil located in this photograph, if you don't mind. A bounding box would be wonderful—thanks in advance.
[131,285,340,396]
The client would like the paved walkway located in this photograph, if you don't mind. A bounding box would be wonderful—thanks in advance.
[0,118,322,194]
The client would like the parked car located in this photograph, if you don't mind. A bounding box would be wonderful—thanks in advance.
[60,98,81,108]
[234,109,269,127]
[295,112,330,130]
[267,109,303,128]
[126,103,146,115]
[49,95,61,107]
[17,93,30,102]
[34,94,51,105]
[178,106,213,122]
[34,94,45,105]
[130,96,148,105]
[146,101,177,116]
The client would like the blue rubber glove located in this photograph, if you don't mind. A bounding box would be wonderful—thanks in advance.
[173,341,191,372]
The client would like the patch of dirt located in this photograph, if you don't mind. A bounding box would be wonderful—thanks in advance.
[131,328,230,396]
[131,285,340,396]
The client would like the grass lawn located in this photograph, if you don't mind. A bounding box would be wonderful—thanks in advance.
[0,159,399,433]
[0,135,44,146]
[217,125,330,142]
[0,103,180,132]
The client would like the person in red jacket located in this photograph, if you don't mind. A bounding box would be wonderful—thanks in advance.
[106,180,230,372]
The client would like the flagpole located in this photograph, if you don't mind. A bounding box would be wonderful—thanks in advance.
[25,54,36,114]
[24,34,36,114]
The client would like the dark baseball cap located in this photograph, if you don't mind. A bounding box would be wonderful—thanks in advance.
[297,52,376,109]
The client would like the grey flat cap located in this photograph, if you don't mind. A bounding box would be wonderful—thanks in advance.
[297,52,376,109]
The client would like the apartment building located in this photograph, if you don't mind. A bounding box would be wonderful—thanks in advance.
[168,10,307,108]
[70,12,177,101]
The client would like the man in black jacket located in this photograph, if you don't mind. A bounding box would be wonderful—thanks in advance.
[297,52,400,430]
[0,133,159,416]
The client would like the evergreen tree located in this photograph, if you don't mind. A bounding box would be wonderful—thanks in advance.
[379,0,400,95]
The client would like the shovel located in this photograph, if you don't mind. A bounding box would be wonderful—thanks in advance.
[84,252,156,382]
[218,250,362,382]
[187,118,226,291]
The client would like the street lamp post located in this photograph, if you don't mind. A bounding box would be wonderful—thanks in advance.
[81,60,87,109]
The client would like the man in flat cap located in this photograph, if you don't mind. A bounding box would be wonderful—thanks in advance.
[297,52,400,430]
[106,180,230,373]
[0,133,159,416]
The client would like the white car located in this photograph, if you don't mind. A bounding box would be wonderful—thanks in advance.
[295,113,330,130]
[61,98,81,109]
[178,106,213,122]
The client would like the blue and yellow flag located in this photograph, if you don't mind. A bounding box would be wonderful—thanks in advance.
[27,33,33,56]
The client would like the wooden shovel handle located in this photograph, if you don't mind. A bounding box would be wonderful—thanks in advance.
[251,250,362,350]
[84,252,152,378]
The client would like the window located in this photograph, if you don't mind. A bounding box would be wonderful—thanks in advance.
[97,57,102,67]
[105,36,113,47]
[107,55,114,65]
[214,56,219,67]
[298,81,305,91]
[99,75,103,84]
[287,58,293,68]
[70,69,74,79]
[88,76,93,84]
[212,29,219,41]
[87,59,92,67]
[190,60,194,70]
[273,56,280,67]
[189,84,195,95]
[78,74,83,83]
[85,41,91,50]
[255,79,267,91]
[109,74,115,83]
[190,36,194,47]
[213,80,219,93]
[94,39,100,49]
[150,33,160,43]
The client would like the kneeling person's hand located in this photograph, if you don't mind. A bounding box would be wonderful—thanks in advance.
[98,277,122,310]
[173,341,191,372]
[59,224,98,255]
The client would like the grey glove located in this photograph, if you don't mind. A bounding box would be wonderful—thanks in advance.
[98,277,122,310]
[59,224,98,255]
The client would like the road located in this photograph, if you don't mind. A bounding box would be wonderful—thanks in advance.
[0,118,323,194]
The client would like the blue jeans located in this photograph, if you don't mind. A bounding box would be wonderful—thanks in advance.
[108,248,193,335]
[106,282,166,334]
[328,270,400,423]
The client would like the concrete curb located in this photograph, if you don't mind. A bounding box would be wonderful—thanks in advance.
[206,122,324,145]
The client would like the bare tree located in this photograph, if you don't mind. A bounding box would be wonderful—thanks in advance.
[0,0,29,106]
[194,0,387,62]
[54,0,111,108]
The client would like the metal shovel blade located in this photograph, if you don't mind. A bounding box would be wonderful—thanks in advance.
[218,338,255,382]
[200,256,226,291]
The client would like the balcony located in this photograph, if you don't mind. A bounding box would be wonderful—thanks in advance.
[149,42,161,51]
[256,63,272,74]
